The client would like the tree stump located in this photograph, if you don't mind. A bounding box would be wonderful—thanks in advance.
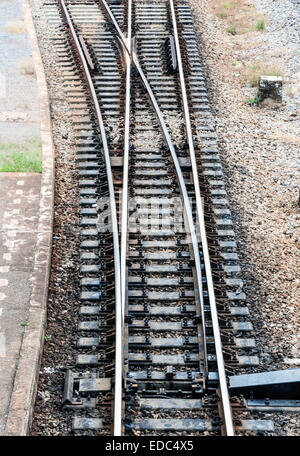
[258,75,283,107]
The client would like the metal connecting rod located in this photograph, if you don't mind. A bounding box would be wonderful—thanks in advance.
[169,0,234,436]
[59,0,123,437]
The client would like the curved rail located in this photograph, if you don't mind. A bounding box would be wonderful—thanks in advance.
[100,0,208,390]
[169,0,234,436]
[59,0,123,436]
[119,0,132,434]
[120,0,132,327]
[61,0,234,436]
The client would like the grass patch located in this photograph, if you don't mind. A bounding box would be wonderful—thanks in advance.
[212,0,266,34]
[246,64,283,87]
[0,138,42,173]
[4,19,26,34]
[221,1,233,8]
[256,19,265,31]
[244,93,259,105]
[20,320,29,327]
[226,25,237,35]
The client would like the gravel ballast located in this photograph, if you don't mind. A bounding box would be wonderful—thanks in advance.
[189,0,299,435]
[28,0,82,435]
[28,0,299,436]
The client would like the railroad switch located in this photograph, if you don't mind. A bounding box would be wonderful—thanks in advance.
[229,368,300,408]
[63,370,111,409]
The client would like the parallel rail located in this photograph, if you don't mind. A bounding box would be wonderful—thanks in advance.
[58,0,236,436]
[100,0,234,435]
[169,0,234,435]
[29,0,278,437]
[119,0,132,436]
[59,0,123,435]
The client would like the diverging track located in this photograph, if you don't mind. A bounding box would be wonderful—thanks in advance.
[32,0,275,436]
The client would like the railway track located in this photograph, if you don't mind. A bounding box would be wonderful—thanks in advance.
[35,0,275,436]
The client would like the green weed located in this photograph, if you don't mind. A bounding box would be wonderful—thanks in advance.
[0,138,42,173]
[256,19,265,31]
[226,26,237,35]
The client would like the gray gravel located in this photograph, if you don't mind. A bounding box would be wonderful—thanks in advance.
[254,0,300,112]
[29,0,299,436]
[28,0,83,435]
[189,0,300,436]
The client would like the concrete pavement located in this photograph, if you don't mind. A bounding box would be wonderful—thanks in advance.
[0,173,41,434]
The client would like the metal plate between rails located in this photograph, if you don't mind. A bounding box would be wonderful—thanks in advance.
[128,305,197,316]
[73,417,104,431]
[79,377,111,392]
[128,353,200,366]
[128,336,199,348]
[139,398,202,410]
[129,320,196,331]
[127,419,214,431]
[127,370,200,381]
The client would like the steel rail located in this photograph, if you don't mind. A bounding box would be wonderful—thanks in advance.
[59,0,123,436]
[169,0,234,436]
[118,0,132,434]
[120,0,132,327]
[99,0,208,389]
